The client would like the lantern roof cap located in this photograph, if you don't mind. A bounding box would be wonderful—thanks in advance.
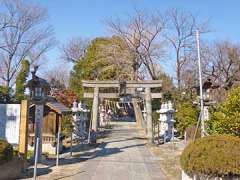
[26,65,50,89]
[26,76,50,88]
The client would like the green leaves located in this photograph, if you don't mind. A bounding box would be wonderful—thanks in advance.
[0,139,13,165]
[208,86,240,137]
[62,115,74,137]
[70,36,128,98]
[175,100,199,135]
[15,60,30,101]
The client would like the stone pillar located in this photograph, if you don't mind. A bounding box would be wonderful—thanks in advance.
[145,87,153,143]
[19,100,29,158]
[34,104,44,162]
[91,87,99,131]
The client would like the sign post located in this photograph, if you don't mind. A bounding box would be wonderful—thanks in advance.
[34,105,44,162]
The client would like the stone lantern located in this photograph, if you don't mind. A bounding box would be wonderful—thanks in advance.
[72,101,90,142]
[26,66,50,103]
[194,78,219,121]
[156,101,175,142]
[26,66,50,162]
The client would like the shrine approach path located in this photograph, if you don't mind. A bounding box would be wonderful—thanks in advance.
[31,121,167,180]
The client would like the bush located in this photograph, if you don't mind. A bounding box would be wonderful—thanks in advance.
[27,150,34,159]
[0,139,13,165]
[152,111,159,125]
[175,100,199,136]
[180,135,240,178]
[62,114,74,137]
[208,86,240,137]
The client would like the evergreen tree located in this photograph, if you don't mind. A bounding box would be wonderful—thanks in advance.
[15,60,30,101]
[70,36,128,98]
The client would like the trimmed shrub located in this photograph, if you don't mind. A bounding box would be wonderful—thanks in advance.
[0,139,13,165]
[180,134,240,178]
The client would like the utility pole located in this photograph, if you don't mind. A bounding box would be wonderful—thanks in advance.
[196,30,205,137]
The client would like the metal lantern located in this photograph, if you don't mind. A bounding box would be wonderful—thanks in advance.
[26,66,50,102]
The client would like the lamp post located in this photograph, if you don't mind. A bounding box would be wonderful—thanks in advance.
[26,66,50,162]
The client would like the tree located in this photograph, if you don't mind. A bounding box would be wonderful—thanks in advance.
[60,37,89,63]
[106,9,166,80]
[175,99,199,136]
[15,60,30,101]
[157,72,175,94]
[165,8,208,90]
[208,86,240,137]
[0,0,55,91]
[51,89,78,108]
[70,36,124,97]
[44,65,70,90]
[202,41,240,90]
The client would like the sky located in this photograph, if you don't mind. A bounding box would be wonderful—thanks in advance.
[33,0,240,76]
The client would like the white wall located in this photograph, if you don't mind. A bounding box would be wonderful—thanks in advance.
[0,104,21,145]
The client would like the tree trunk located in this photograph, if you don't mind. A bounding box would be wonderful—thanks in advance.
[176,57,181,91]
[131,62,144,127]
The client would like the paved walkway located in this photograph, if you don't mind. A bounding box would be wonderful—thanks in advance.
[23,122,167,180]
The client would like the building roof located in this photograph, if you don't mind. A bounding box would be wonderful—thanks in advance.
[30,101,71,114]
[46,101,71,114]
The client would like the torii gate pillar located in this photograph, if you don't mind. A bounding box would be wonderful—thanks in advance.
[145,87,153,143]
[92,87,99,131]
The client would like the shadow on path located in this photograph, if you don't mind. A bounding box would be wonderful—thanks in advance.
[21,134,146,179]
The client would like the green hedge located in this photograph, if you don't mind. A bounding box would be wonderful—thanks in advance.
[0,139,13,165]
[180,135,240,178]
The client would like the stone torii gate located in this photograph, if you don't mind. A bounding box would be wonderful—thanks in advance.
[82,80,162,143]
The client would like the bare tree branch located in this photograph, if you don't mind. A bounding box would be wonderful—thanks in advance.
[60,37,89,63]
[165,8,209,90]
[0,0,56,89]
[106,9,166,80]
